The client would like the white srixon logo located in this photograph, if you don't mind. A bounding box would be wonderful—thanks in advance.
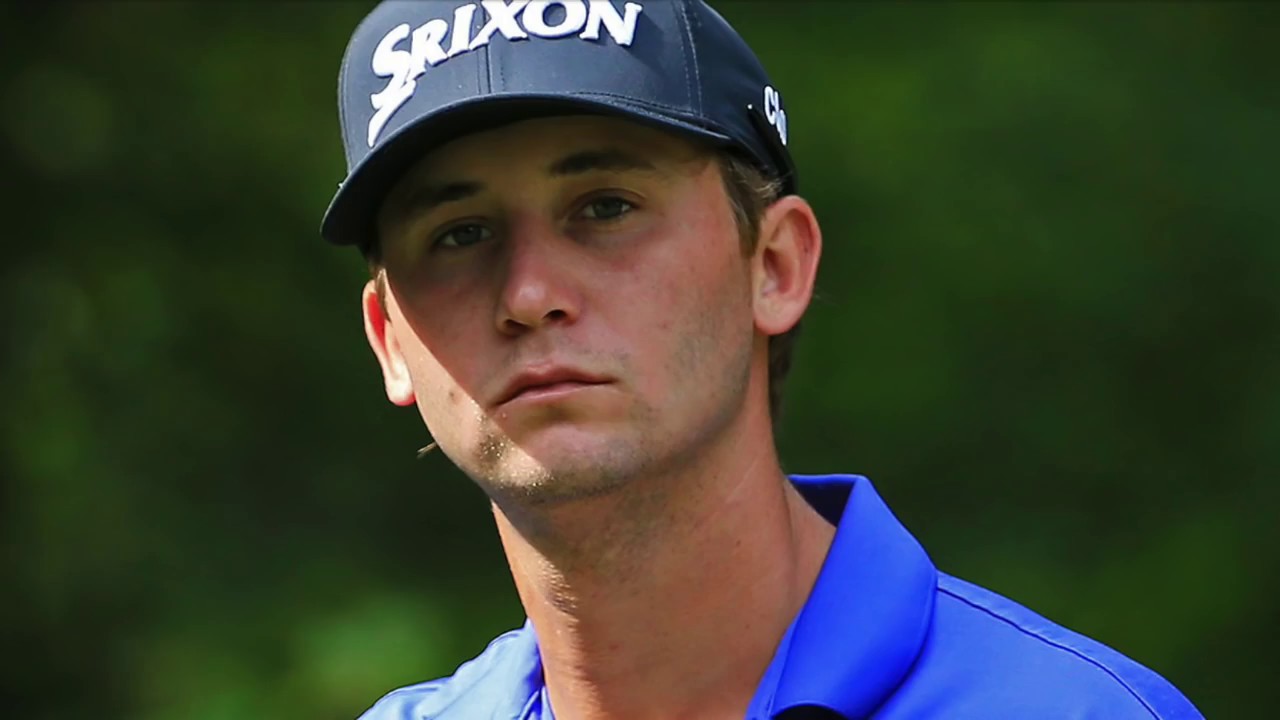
[763,85,787,146]
[368,0,645,147]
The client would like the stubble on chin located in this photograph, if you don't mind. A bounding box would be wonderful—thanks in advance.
[457,403,662,508]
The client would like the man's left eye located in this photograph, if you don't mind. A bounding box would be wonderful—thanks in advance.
[579,197,634,221]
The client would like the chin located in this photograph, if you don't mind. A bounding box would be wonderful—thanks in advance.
[462,430,656,507]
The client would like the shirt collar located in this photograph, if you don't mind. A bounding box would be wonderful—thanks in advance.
[516,475,936,720]
[482,620,548,720]
[749,475,938,719]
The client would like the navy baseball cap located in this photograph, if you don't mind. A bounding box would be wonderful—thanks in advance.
[320,0,797,249]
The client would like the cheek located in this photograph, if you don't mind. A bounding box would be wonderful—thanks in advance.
[417,339,485,406]
[637,210,755,378]
[674,212,752,314]
[404,340,462,409]
[391,271,488,376]
[407,346,492,451]
[389,289,491,423]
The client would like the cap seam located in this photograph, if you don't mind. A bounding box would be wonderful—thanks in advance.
[479,34,491,95]
[338,50,352,167]
[495,41,506,92]
[599,96,709,130]
[677,0,703,114]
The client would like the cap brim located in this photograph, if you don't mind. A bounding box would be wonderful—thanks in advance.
[320,94,735,249]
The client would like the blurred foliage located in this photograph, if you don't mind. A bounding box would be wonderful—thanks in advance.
[2,1,1275,718]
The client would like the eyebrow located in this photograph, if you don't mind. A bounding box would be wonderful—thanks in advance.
[395,148,659,222]
[547,148,658,177]
[396,180,484,220]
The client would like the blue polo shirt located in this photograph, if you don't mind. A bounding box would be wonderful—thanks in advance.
[357,475,1203,719]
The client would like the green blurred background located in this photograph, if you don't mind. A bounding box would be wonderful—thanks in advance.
[3,1,1275,718]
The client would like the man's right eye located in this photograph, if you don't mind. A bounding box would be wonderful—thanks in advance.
[433,223,493,249]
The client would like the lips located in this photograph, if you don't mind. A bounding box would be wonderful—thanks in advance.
[494,367,611,407]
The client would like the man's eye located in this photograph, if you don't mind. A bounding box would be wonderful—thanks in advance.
[580,197,634,221]
[433,223,492,249]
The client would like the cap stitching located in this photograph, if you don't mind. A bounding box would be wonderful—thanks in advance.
[677,0,703,114]
[567,91,711,122]
[337,50,352,167]
[478,33,490,96]
[495,41,506,91]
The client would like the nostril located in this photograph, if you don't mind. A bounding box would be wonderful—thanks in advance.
[544,309,569,322]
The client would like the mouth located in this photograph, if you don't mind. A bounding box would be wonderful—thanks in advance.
[495,368,612,408]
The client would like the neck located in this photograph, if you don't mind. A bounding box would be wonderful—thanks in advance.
[491,419,835,720]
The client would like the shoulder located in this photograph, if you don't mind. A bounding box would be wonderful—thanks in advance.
[354,625,538,720]
[881,573,1203,719]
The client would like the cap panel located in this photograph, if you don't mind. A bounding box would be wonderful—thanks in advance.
[486,1,694,117]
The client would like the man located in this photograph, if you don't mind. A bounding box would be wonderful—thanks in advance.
[320,1,1203,718]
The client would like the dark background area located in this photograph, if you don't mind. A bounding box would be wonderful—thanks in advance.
[2,2,1275,718]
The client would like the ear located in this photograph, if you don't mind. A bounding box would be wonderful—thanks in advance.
[362,278,416,407]
[752,195,823,336]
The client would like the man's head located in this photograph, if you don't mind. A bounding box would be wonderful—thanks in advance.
[321,1,821,502]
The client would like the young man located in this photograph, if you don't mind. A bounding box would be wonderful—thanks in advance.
[321,2,1203,718]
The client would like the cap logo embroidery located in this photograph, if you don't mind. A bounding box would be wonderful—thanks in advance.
[367,0,645,147]
[762,85,788,146]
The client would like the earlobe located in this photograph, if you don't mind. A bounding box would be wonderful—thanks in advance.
[752,196,823,336]
[362,279,417,407]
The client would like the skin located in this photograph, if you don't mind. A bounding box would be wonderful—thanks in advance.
[363,115,831,720]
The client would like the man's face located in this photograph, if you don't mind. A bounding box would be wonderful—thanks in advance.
[369,116,761,505]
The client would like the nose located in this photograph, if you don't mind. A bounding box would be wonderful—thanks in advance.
[495,216,581,336]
